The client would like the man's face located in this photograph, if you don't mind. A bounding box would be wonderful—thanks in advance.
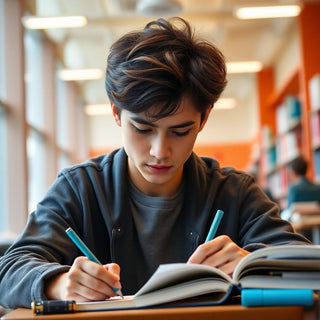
[112,96,210,197]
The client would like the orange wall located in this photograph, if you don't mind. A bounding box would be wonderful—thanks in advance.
[90,140,255,171]
[193,141,254,171]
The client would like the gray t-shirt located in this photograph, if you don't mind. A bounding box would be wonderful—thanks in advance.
[128,180,185,273]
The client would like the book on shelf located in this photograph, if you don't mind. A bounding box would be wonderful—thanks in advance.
[275,131,301,166]
[260,126,277,174]
[310,111,320,148]
[74,245,320,312]
[275,96,301,136]
[261,125,274,150]
[267,146,276,173]
[276,103,288,135]
[267,171,282,200]
[309,73,320,111]
[261,146,276,174]
[286,96,301,128]
[314,150,320,183]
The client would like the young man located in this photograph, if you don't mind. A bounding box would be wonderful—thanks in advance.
[0,17,310,309]
[287,155,320,207]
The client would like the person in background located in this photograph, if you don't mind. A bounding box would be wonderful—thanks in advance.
[287,155,320,208]
[285,155,320,241]
[0,17,310,309]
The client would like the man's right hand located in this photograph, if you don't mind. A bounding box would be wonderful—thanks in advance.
[45,256,122,302]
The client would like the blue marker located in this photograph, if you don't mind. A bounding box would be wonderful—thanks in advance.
[241,288,314,307]
[65,227,124,298]
[205,210,224,243]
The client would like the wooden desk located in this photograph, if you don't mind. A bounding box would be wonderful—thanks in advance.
[1,305,310,320]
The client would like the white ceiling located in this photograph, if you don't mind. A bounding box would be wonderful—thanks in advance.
[25,0,304,150]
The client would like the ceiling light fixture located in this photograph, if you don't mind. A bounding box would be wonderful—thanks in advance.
[85,104,112,116]
[137,0,182,16]
[235,5,301,20]
[215,98,237,110]
[226,61,263,74]
[58,69,104,81]
[22,16,87,30]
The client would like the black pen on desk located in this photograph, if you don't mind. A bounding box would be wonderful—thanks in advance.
[65,227,124,299]
[205,210,224,243]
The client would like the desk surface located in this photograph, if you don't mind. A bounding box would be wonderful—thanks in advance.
[1,305,306,320]
[292,216,320,230]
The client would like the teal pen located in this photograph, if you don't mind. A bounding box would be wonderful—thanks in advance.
[205,209,224,242]
[65,227,124,298]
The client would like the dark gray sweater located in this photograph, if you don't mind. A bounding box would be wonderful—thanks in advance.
[0,148,310,308]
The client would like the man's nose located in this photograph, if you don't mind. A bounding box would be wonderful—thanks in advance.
[150,134,171,160]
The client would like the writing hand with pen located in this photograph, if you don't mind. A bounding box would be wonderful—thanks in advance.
[187,210,250,277]
[45,228,123,302]
[45,257,122,302]
[45,210,249,302]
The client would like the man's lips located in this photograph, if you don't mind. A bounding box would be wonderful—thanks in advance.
[146,164,172,173]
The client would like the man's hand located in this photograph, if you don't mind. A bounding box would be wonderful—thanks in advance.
[187,235,249,276]
[45,257,122,302]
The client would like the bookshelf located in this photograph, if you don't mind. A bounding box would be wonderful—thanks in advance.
[259,70,303,208]
[309,74,320,182]
[257,3,320,210]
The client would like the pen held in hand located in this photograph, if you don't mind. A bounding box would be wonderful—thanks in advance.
[65,227,124,298]
[205,210,224,243]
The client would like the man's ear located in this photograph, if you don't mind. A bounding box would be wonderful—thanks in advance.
[199,107,212,132]
[111,103,121,127]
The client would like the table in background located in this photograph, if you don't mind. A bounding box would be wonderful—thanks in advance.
[289,202,320,244]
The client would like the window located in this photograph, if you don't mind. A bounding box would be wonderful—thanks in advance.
[0,4,6,232]
[56,75,70,151]
[0,0,28,240]
[25,30,47,212]
[25,31,44,130]
[27,130,45,213]
[58,151,73,173]
[0,106,8,234]
[0,1,88,240]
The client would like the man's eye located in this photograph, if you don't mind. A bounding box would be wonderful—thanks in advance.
[173,130,190,137]
[134,126,152,134]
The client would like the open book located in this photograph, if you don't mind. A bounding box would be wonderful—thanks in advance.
[76,245,320,311]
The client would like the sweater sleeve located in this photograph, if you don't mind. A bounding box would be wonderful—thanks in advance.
[0,174,84,309]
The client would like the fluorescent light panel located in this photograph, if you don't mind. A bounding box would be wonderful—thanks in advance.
[226,61,263,74]
[22,16,87,29]
[235,5,301,19]
[58,69,104,81]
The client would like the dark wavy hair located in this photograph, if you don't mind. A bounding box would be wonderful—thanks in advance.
[288,155,308,176]
[105,17,227,121]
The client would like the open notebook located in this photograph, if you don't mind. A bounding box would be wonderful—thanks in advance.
[75,245,320,311]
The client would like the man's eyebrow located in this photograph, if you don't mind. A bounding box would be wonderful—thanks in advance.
[130,116,195,129]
